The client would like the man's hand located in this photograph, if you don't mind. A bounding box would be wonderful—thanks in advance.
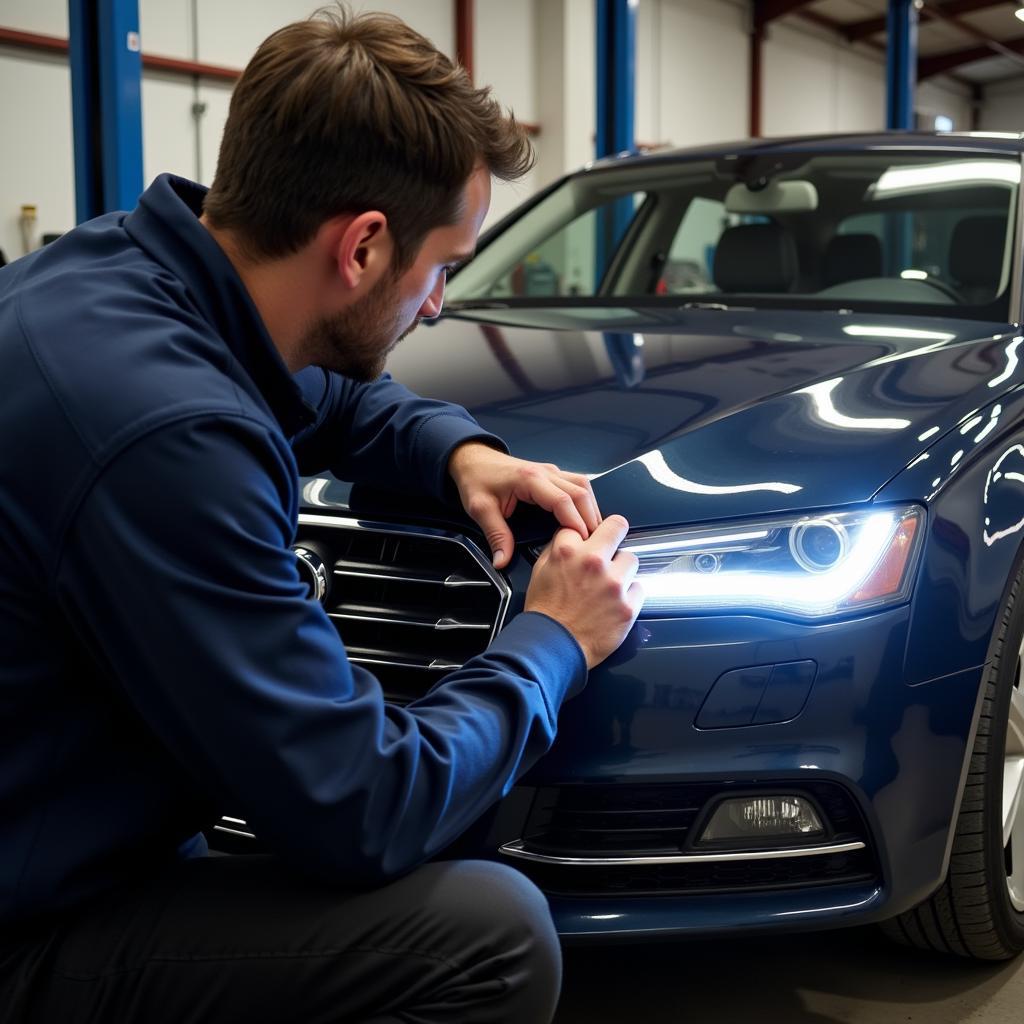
[525,515,643,669]
[448,442,601,568]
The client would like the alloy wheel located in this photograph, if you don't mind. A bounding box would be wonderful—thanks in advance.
[1006,636,1024,911]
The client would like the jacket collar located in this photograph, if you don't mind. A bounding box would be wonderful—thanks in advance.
[124,174,315,436]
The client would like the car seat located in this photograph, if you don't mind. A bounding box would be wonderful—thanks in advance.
[950,215,1006,304]
[713,223,798,293]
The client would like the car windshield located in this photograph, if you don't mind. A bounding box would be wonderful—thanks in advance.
[447,150,1021,321]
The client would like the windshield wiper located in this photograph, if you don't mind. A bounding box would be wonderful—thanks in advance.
[679,301,753,311]
[444,300,511,312]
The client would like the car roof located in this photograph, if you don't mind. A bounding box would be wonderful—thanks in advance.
[581,131,1024,175]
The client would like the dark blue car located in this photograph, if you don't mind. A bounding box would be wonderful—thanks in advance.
[223,132,1024,960]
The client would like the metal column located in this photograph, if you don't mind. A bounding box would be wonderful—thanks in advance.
[885,0,918,274]
[595,0,636,160]
[886,0,918,130]
[69,0,144,222]
[594,0,636,286]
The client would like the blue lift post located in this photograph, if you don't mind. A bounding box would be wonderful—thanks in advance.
[68,0,144,223]
[886,0,918,273]
[595,0,636,160]
[886,0,918,131]
[595,0,640,380]
[594,0,637,290]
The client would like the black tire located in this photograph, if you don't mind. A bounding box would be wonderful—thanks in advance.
[880,563,1024,960]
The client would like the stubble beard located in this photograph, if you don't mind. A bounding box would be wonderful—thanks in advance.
[301,270,418,382]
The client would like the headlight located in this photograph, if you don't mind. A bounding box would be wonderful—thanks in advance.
[623,504,923,620]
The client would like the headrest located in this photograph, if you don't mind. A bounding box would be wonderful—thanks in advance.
[950,216,1006,288]
[823,233,882,286]
[713,223,798,293]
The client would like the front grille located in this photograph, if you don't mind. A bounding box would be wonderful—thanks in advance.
[504,780,878,897]
[296,514,509,703]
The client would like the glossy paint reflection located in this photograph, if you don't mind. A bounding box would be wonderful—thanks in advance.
[386,309,1017,529]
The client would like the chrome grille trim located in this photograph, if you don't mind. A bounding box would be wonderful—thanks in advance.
[213,823,257,839]
[347,654,464,672]
[332,566,491,588]
[298,514,510,628]
[328,611,491,631]
[297,513,510,700]
[497,838,866,867]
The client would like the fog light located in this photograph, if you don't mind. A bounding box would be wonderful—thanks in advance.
[699,795,824,843]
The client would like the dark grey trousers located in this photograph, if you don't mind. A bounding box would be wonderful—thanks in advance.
[0,856,562,1023]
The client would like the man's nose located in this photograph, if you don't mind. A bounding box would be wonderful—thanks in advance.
[417,272,447,321]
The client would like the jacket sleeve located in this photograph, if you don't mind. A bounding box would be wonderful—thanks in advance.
[290,368,507,501]
[55,413,586,883]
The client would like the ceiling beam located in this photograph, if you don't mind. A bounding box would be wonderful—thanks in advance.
[753,0,818,28]
[919,35,1024,77]
[926,1,1024,74]
[844,0,1009,42]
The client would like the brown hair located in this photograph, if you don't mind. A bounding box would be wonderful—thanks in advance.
[203,5,533,268]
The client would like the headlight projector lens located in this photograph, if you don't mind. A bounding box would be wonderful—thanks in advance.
[693,552,722,574]
[789,519,849,573]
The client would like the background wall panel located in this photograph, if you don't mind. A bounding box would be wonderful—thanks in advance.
[0,51,74,262]
[980,82,1024,132]
[638,0,749,149]
[0,0,67,37]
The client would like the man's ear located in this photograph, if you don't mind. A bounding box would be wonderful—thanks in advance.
[331,211,393,291]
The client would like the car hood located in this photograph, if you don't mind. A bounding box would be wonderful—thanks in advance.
[331,307,1023,533]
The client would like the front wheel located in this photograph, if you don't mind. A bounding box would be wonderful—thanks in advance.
[881,564,1024,959]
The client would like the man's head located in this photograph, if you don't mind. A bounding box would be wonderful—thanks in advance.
[202,6,532,377]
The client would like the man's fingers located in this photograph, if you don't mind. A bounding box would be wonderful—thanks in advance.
[610,548,640,588]
[552,474,602,535]
[466,494,515,568]
[521,476,589,538]
[584,514,631,559]
[626,579,645,616]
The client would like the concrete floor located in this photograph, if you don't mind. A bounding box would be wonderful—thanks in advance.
[554,927,1024,1023]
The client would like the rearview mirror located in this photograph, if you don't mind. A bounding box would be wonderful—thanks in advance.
[725,180,819,214]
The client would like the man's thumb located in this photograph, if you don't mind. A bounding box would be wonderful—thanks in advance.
[488,522,515,568]
[466,494,514,568]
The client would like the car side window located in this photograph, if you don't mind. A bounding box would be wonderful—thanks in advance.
[485,192,647,298]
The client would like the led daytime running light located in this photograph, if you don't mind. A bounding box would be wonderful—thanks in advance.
[627,506,923,620]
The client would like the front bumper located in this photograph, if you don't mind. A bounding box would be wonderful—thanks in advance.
[462,605,986,939]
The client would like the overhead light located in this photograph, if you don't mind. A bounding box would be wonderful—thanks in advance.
[1016,7,1024,24]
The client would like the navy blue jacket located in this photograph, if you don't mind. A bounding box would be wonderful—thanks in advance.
[0,175,585,927]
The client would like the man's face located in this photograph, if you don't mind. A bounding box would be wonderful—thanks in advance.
[303,166,491,381]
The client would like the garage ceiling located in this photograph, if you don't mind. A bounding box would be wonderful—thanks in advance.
[783,0,1024,84]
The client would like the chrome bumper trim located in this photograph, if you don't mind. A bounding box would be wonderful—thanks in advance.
[213,824,257,839]
[497,838,866,866]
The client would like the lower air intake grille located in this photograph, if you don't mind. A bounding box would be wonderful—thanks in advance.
[296,513,509,703]
[505,780,878,897]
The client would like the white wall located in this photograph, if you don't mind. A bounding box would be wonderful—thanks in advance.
[633,0,972,147]
[917,78,974,132]
[762,13,972,137]
[475,0,540,226]
[533,0,595,191]
[0,0,67,36]
[979,80,1024,134]
[637,0,749,149]
[0,48,75,262]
